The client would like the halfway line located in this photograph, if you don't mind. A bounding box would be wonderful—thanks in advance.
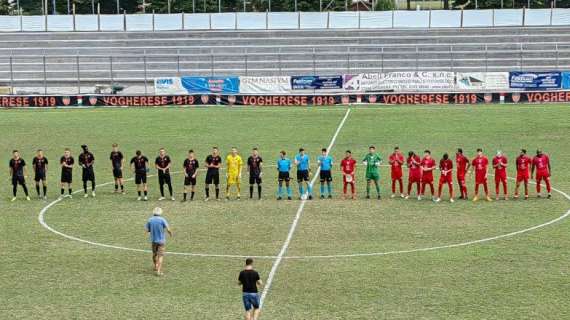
[259,108,352,310]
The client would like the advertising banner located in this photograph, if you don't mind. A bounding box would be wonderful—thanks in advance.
[154,77,186,95]
[509,71,561,90]
[5,91,570,108]
[291,75,343,90]
[240,76,292,94]
[562,72,570,89]
[456,72,510,91]
[180,76,240,94]
[377,72,456,91]
[343,72,455,92]
[343,73,380,91]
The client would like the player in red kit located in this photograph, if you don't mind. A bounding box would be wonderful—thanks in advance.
[471,148,492,202]
[514,149,532,199]
[532,149,552,199]
[405,151,422,200]
[455,148,470,200]
[420,150,436,201]
[492,150,508,200]
[388,146,405,198]
[340,150,357,200]
[435,153,454,203]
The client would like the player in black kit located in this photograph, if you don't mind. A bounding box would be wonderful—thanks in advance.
[130,150,149,201]
[60,148,75,199]
[155,148,174,201]
[78,145,96,198]
[32,149,48,200]
[247,148,263,199]
[109,143,125,194]
[182,150,200,202]
[9,150,30,201]
[205,147,222,201]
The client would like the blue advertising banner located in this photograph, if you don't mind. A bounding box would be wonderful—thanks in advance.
[509,71,561,90]
[181,76,240,94]
[291,75,343,90]
[561,72,570,89]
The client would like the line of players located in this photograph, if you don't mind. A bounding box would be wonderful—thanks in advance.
[8,144,552,202]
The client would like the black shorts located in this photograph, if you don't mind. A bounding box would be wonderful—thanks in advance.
[205,170,220,185]
[34,171,46,182]
[12,176,26,186]
[184,176,197,186]
[135,173,147,184]
[158,172,171,185]
[82,167,95,182]
[61,170,73,184]
[278,172,290,182]
[113,168,123,179]
[249,175,262,185]
[320,170,332,182]
[297,170,309,182]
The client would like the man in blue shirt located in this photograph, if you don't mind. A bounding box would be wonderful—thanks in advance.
[277,150,292,200]
[318,148,334,199]
[294,148,313,200]
[145,207,173,276]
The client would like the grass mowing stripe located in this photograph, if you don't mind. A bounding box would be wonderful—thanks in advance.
[259,108,352,310]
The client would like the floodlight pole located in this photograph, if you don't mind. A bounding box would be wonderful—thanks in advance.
[92,0,95,14]
[219,0,221,12]
[117,0,120,14]
[295,0,298,11]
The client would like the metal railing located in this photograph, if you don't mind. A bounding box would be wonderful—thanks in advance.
[1,8,570,32]
[1,43,570,95]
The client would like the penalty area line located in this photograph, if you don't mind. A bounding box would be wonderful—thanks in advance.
[259,108,352,310]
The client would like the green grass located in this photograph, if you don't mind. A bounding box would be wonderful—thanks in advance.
[1,104,569,320]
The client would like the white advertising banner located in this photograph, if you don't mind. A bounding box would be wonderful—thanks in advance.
[240,76,291,94]
[456,72,510,91]
[378,72,456,91]
[344,72,456,92]
[154,77,186,95]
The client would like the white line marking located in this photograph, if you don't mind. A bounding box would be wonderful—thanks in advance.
[259,108,352,309]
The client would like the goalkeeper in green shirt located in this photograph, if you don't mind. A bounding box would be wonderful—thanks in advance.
[362,145,382,199]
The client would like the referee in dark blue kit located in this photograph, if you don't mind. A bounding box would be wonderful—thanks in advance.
[238,258,263,320]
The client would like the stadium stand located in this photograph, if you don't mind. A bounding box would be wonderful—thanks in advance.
[1,27,569,94]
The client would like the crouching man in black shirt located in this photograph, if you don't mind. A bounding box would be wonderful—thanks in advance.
[238,258,263,320]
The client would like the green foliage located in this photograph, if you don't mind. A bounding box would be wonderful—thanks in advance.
[0,0,12,15]
[375,0,396,10]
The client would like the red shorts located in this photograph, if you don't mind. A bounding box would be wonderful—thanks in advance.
[343,174,355,184]
[494,171,507,182]
[408,174,421,183]
[439,174,452,184]
[475,173,487,184]
[391,170,403,180]
[516,171,529,182]
[422,175,434,183]
[536,171,550,181]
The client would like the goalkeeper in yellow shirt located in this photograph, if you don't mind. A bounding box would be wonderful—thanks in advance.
[226,147,243,200]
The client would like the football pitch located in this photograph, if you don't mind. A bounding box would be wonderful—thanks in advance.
[2,104,569,320]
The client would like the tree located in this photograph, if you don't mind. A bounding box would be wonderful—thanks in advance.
[375,0,395,10]
[0,0,13,15]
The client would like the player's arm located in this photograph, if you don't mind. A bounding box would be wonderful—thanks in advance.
[130,159,135,173]
[24,164,28,178]
[8,163,13,178]
[194,161,199,178]
[531,160,535,176]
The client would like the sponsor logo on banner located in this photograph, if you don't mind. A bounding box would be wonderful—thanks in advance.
[341,96,350,104]
[181,76,240,94]
[484,93,493,103]
[456,72,509,91]
[227,95,237,105]
[291,75,343,90]
[240,76,291,94]
[509,71,561,90]
[368,95,377,103]
[511,93,521,103]
[89,96,98,105]
[154,77,187,95]
[561,72,570,89]
[200,95,210,104]
[343,73,380,91]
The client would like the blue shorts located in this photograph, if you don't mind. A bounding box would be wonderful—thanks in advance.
[242,292,260,311]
